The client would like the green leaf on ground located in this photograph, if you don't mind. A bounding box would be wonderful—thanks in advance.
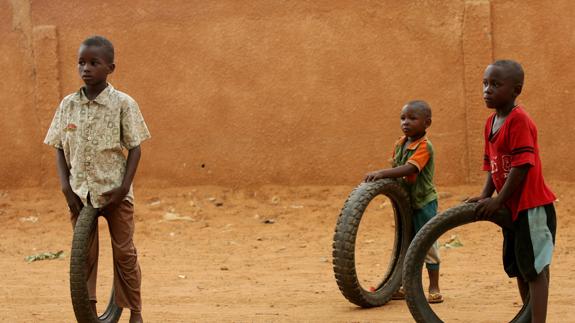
[441,235,463,249]
[25,250,65,263]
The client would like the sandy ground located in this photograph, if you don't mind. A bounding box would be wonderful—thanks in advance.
[0,182,574,322]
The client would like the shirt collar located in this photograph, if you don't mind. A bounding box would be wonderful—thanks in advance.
[77,83,114,106]
[397,135,427,151]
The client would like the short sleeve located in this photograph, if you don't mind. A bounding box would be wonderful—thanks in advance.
[44,101,64,149]
[407,142,431,171]
[120,99,151,150]
[508,114,536,167]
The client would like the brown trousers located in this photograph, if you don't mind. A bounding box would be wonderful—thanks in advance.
[71,200,142,312]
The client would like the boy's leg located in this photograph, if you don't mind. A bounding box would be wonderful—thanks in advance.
[514,205,556,323]
[516,278,529,304]
[425,246,440,293]
[71,212,99,305]
[425,246,442,303]
[529,266,550,323]
[412,200,442,302]
[103,200,142,313]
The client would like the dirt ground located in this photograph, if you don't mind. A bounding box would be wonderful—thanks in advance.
[0,182,573,322]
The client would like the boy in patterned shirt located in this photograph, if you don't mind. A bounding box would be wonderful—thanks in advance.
[44,35,150,323]
[468,60,556,323]
[365,100,443,303]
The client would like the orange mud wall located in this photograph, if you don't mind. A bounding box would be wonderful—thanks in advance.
[1,0,572,188]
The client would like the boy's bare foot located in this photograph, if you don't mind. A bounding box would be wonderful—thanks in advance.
[129,311,143,323]
[428,291,444,303]
[428,286,443,304]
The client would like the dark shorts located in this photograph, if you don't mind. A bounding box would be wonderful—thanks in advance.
[503,204,556,281]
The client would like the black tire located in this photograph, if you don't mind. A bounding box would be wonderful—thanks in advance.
[403,203,531,323]
[70,206,123,323]
[332,179,413,307]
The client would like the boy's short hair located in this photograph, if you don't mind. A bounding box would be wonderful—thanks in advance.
[407,100,432,119]
[492,59,524,86]
[81,35,114,63]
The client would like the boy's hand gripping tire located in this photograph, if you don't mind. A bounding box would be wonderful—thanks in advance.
[70,206,123,323]
[403,203,531,323]
[332,179,413,307]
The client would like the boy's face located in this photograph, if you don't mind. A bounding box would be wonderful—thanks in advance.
[400,105,430,138]
[78,45,114,86]
[482,65,520,109]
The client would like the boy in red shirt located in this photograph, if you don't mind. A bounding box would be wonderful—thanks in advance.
[467,60,556,323]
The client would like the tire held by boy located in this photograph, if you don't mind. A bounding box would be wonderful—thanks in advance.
[332,179,413,307]
[403,203,530,323]
[70,206,122,323]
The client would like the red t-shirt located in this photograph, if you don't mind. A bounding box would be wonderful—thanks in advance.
[482,106,556,221]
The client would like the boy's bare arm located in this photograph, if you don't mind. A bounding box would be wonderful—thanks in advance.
[476,165,530,217]
[121,145,142,191]
[466,172,496,202]
[56,149,84,216]
[101,145,142,210]
[364,164,418,182]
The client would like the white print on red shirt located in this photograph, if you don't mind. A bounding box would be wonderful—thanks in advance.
[490,155,512,181]
[490,156,498,174]
[502,155,511,176]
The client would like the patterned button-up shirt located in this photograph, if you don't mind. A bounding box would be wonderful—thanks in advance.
[44,84,151,208]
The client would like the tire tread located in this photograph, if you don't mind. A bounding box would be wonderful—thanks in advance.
[332,179,412,307]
